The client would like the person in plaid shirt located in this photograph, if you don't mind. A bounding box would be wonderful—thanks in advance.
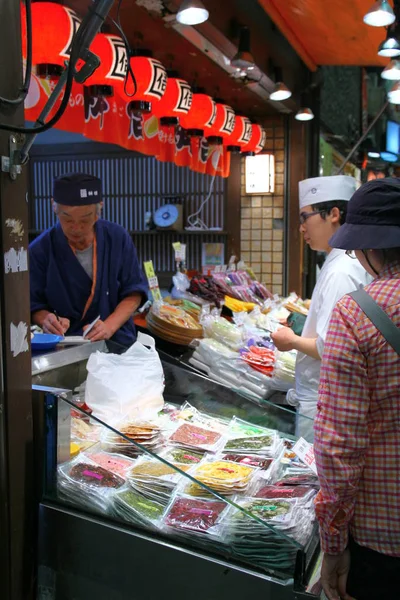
[314,178,400,600]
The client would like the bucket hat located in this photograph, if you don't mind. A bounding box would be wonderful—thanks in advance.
[329,177,400,250]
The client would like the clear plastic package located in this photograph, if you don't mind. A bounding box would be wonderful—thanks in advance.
[111,486,166,529]
[168,422,225,453]
[57,456,125,513]
[164,494,229,533]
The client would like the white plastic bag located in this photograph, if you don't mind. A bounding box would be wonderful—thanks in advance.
[85,332,164,423]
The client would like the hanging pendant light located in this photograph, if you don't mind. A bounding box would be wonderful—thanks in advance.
[270,82,292,101]
[119,51,167,114]
[231,27,255,70]
[223,116,252,153]
[363,1,395,27]
[241,124,266,156]
[84,33,128,97]
[24,3,81,79]
[388,80,400,102]
[295,107,314,121]
[206,102,236,145]
[378,24,400,57]
[179,93,216,137]
[151,74,193,126]
[176,0,209,25]
[381,59,400,79]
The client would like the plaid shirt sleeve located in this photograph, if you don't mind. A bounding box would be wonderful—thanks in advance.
[314,299,371,554]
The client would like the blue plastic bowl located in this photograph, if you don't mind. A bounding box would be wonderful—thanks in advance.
[31,333,64,351]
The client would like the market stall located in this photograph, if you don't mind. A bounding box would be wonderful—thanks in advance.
[32,340,320,599]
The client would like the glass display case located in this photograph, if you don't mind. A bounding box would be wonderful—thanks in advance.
[32,342,321,600]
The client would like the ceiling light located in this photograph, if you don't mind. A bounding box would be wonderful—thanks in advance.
[378,26,400,57]
[176,0,209,26]
[231,27,256,70]
[381,59,400,79]
[388,80,400,102]
[381,150,398,161]
[364,1,395,27]
[368,150,381,158]
[270,82,292,101]
[295,107,314,121]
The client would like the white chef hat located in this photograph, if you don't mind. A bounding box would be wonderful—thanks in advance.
[298,175,356,210]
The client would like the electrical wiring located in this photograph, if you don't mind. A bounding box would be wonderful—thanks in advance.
[186,155,220,229]
[0,0,32,106]
[111,0,137,98]
[0,0,111,134]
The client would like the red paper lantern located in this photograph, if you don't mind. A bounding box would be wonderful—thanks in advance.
[23,3,81,79]
[206,103,236,145]
[179,93,216,137]
[84,33,128,97]
[223,116,252,153]
[119,54,167,114]
[241,124,266,155]
[152,76,193,127]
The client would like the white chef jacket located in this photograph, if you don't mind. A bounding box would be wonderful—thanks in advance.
[287,248,372,441]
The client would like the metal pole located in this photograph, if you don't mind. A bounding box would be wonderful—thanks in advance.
[337,101,389,174]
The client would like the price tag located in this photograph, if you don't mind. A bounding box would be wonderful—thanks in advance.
[148,276,159,289]
[292,437,317,474]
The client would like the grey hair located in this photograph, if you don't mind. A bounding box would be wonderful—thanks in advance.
[53,202,102,216]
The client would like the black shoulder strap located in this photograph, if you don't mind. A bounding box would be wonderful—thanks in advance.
[350,288,400,357]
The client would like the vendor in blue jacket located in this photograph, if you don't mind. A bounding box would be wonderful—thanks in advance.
[29,173,148,347]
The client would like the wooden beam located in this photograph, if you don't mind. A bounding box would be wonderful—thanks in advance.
[258,0,318,72]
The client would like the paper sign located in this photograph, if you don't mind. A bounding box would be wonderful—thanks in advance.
[201,243,224,275]
[143,260,162,302]
[292,437,317,474]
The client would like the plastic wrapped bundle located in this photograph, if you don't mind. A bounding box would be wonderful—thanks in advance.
[57,457,126,514]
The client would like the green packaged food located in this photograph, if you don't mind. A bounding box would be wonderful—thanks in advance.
[225,435,273,451]
[117,489,165,520]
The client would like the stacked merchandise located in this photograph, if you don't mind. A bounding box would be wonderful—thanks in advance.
[101,421,164,458]
[127,457,189,505]
[189,314,296,401]
[112,487,166,530]
[162,494,231,555]
[188,271,272,311]
[58,406,318,579]
[147,302,203,346]
[183,459,257,498]
[57,455,126,512]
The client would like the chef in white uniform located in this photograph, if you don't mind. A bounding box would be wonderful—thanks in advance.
[272,175,372,441]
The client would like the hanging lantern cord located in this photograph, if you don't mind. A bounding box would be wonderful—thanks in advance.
[0,0,33,106]
[0,0,116,135]
[109,0,137,98]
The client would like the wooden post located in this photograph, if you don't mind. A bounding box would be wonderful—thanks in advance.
[286,119,307,296]
[0,1,34,599]
[225,153,241,261]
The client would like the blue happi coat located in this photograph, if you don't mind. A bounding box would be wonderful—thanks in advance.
[29,219,148,347]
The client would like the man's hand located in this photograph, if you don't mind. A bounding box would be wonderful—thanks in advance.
[321,550,355,600]
[42,313,70,336]
[271,326,297,351]
[83,319,114,342]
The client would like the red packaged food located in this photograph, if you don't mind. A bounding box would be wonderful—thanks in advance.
[255,485,312,499]
[165,497,227,532]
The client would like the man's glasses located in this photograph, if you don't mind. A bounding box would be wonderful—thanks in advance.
[345,249,357,259]
[299,210,324,225]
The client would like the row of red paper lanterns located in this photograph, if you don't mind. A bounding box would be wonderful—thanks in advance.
[21,2,266,154]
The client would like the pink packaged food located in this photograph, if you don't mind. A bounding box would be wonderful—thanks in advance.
[87,452,134,478]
